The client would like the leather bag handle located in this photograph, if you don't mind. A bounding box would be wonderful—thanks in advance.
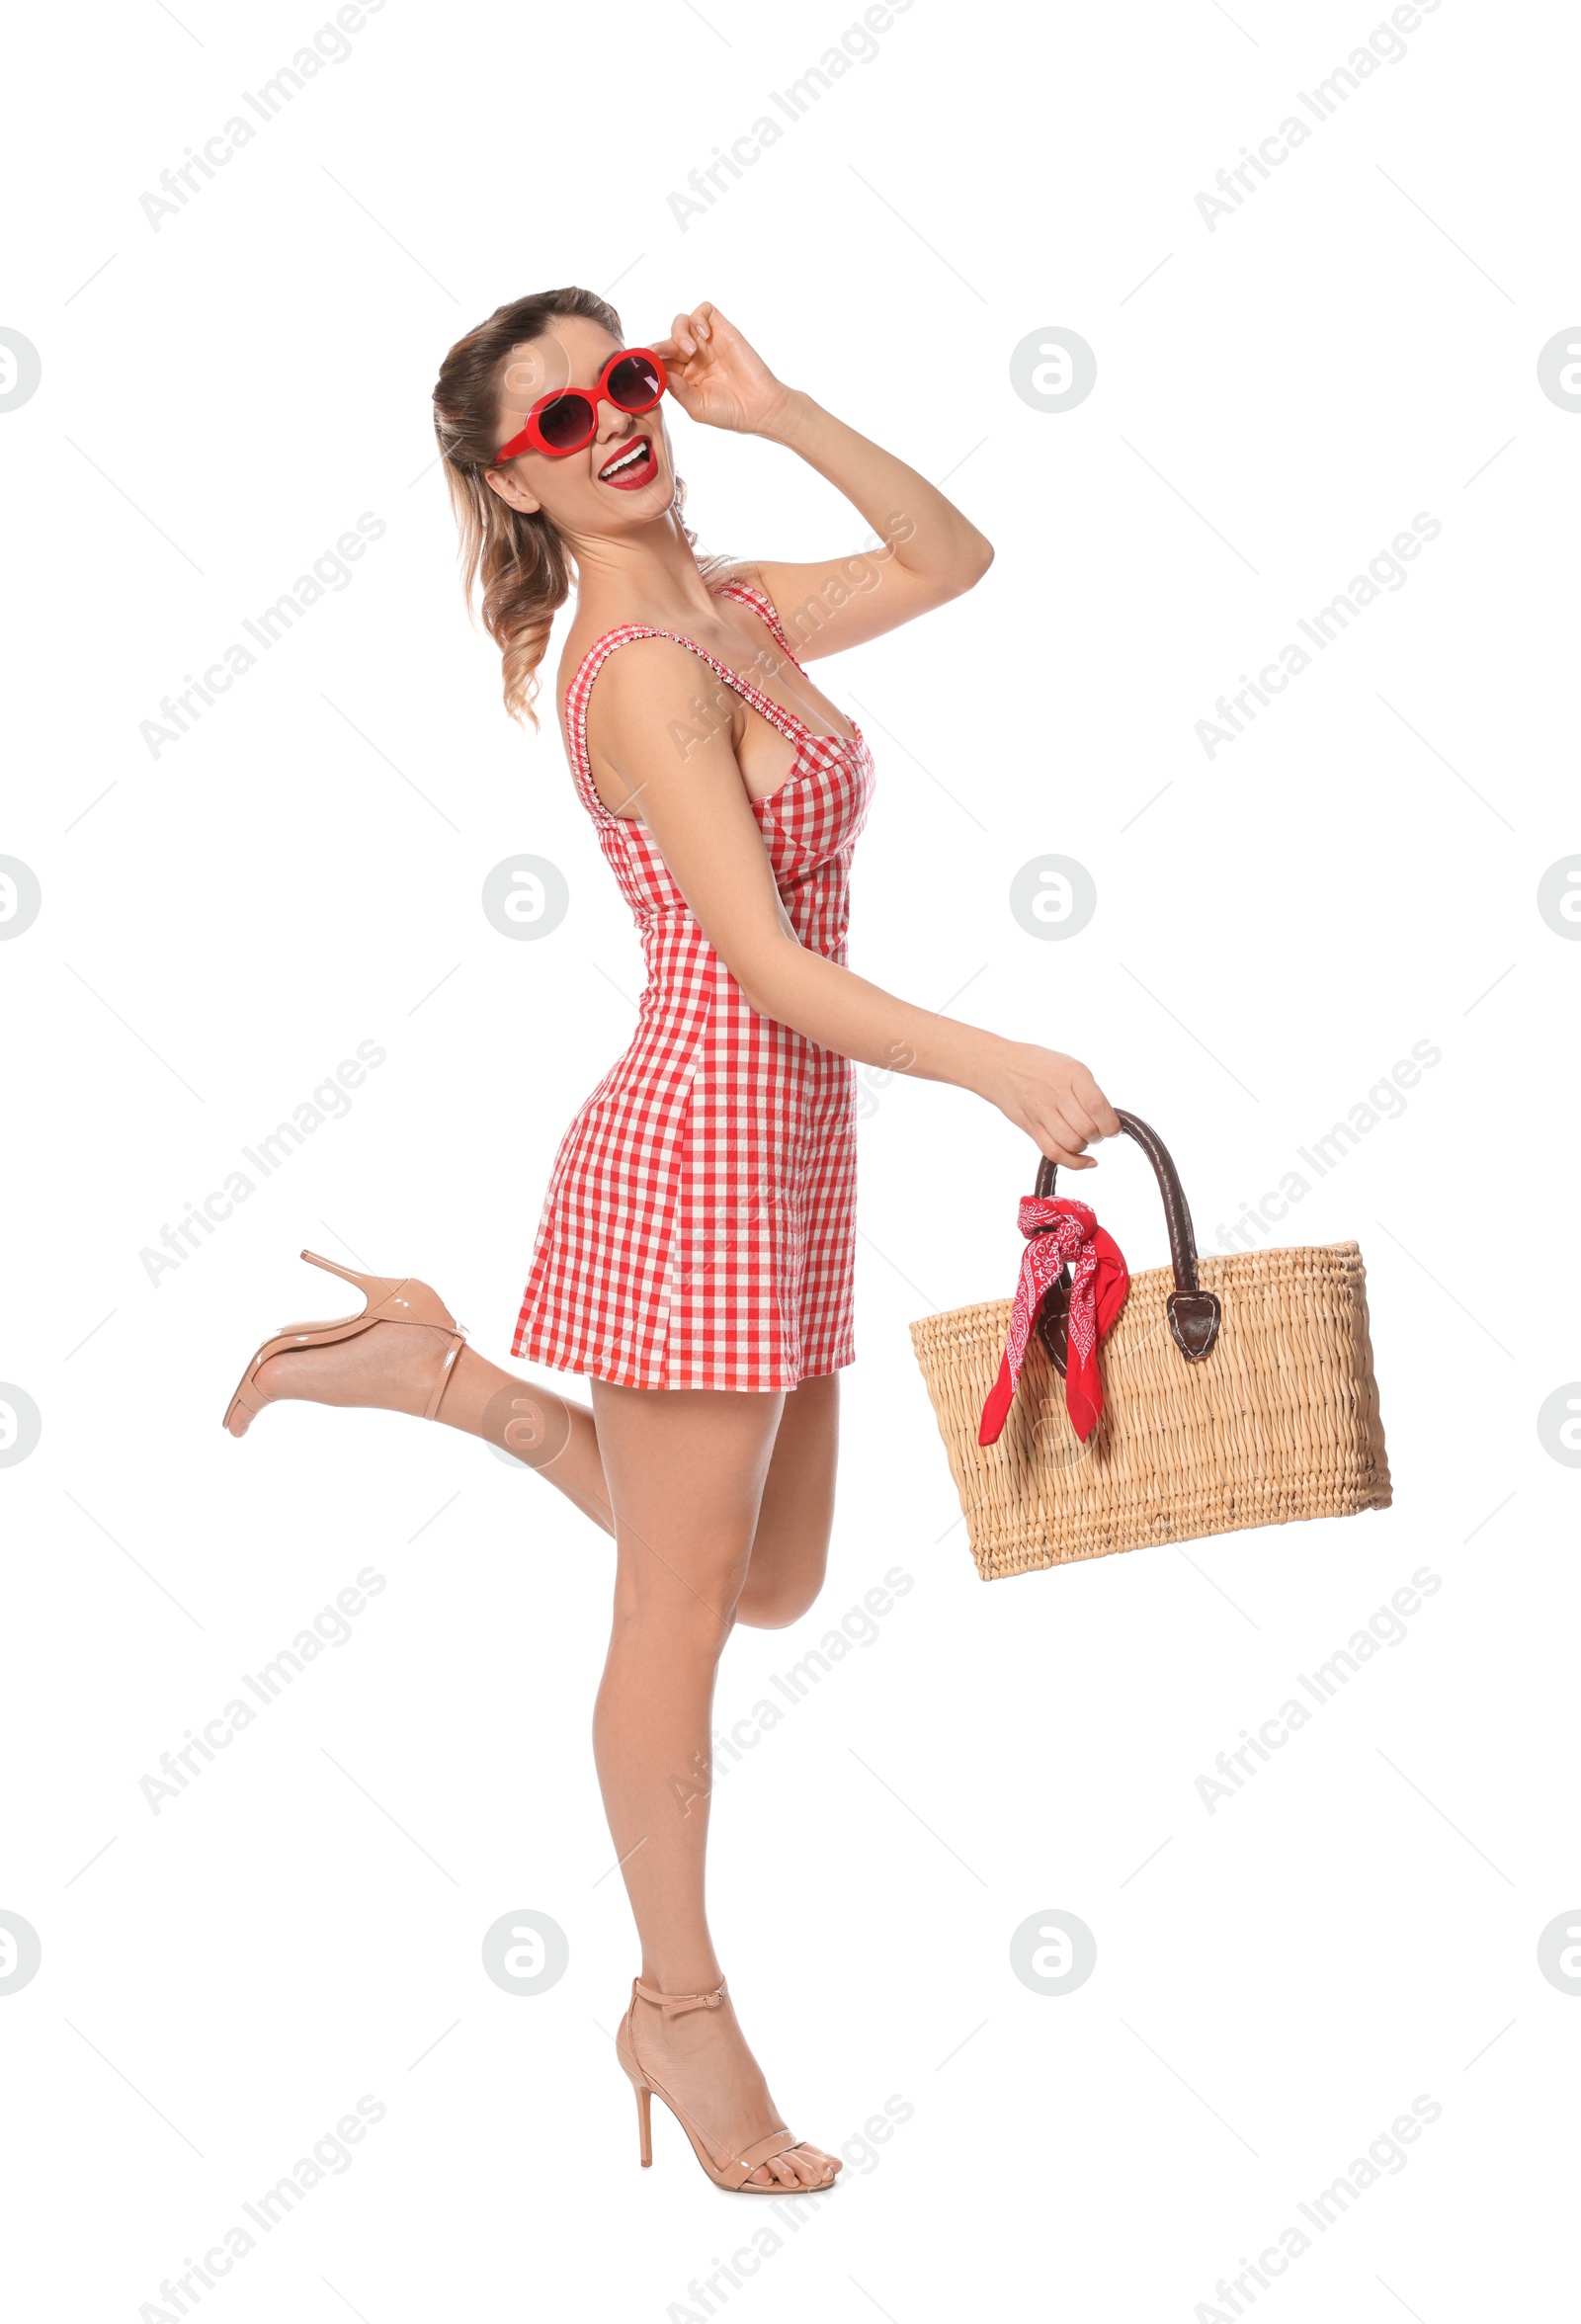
[1033,1109,1221,1370]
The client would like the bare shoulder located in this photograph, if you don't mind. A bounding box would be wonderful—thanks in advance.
[584,633,736,787]
[557,623,686,740]
[554,617,626,716]
[591,633,709,718]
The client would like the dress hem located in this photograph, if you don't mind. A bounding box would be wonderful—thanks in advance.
[508,1330,855,1395]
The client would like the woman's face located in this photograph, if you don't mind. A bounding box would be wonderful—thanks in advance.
[485,314,675,536]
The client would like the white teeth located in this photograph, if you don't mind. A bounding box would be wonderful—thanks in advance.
[602,441,648,480]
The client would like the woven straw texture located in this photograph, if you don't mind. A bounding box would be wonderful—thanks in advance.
[910,1242,1390,1582]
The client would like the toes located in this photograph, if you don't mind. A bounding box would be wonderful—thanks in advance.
[740,2144,840,2192]
[786,2144,838,2188]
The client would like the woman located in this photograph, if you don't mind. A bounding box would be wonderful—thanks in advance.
[223,288,1119,2194]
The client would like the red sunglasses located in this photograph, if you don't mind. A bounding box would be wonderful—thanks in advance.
[494,347,668,463]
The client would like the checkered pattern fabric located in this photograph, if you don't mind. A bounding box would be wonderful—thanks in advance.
[512,584,875,1392]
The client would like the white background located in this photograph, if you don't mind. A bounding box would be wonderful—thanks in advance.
[3,1,1578,2317]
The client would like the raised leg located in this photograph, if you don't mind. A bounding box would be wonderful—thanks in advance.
[242,1323,615,1534]
[239,1308,841,1590]
[233,1283,844,2186]
[589,1376,841,2191]
[734,1371,839,1627]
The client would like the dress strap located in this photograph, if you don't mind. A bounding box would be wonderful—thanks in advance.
[710,577,807,671]
[562,622,808,823]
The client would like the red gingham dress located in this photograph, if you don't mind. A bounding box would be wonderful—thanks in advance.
[511,582,875,1392]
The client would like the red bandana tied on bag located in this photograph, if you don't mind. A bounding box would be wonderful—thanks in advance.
[977,1198,1129,1448]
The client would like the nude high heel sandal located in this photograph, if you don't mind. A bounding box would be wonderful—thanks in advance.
[615,1977,837,2194]
[221,1250,467,1436]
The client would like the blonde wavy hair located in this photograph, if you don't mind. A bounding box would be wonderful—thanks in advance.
[433,287,710,729]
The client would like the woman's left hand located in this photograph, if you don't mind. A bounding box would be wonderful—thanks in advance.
[653,304,795,437]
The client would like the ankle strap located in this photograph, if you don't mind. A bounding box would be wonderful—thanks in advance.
[422,1326,468,1424]
[632,1975,727,2015]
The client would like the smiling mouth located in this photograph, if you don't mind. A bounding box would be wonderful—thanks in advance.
[598,435,657,488]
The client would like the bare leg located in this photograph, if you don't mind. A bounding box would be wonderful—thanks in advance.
[734,1371,838,1627]
[590,1376,841,2191]
[245,1320,841,1581]
[240,1308,843,2184]
[245,1327,614,1534]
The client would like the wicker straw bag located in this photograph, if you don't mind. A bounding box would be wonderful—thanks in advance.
[909,1112,1390,1581]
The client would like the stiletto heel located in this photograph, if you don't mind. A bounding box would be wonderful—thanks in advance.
[221,1250,469,1437]
[613,1977,838,2194]
[298,1249,402,1300]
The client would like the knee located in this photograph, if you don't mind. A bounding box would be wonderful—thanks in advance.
[609,1573,739,1658]
[734,1561,827,1630]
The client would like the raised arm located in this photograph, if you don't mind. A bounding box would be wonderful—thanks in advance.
[588,639,1118,1171]
[654,302,993,662]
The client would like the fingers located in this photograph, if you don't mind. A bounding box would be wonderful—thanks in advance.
[1040,1140,1097,1171]
[1065,1083,1116,1147]
[1086,1076,1123,1141]
[1045,1063,1122,1154]
[1045,1096,1097,1162]
[665,306,718,363]
[1031,1101,1102,1169]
